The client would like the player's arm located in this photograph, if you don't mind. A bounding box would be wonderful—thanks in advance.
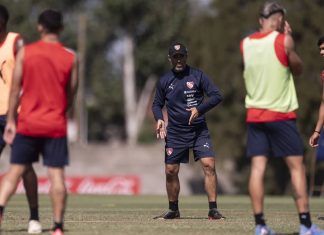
[14,35,24,56]
[3,48,24,144]
[284,21,303,76]
[67,54,79,110]
[196,73,223,115]
[309,81,324,147]
[152,80,166,139]
[187,73,222,125]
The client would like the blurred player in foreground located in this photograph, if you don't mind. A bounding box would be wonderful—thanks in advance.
[0,4,41,234]
[0,9,78,235]
[240,1,324,234]
[309,35,324,221]
[152,42,224,220]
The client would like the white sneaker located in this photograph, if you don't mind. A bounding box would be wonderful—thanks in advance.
[28,220,42,234]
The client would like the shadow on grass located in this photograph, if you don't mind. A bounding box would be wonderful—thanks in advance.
[1,228,61,233]
[154,216,226,220]
[178,217,210,220]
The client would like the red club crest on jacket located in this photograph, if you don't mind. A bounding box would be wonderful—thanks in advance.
[186,81,194,89]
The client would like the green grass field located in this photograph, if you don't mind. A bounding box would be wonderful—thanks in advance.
[1,194,323,235]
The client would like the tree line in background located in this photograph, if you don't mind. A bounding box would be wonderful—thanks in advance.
[3,0,324,194]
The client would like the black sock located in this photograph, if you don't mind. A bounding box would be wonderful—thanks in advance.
[209,201,217,210]
[299,212,312,228]
[53,222,64,231]
[0,205,4,217]
[169,201,178,211]
[254,213,266,226]
[29,206,39,221]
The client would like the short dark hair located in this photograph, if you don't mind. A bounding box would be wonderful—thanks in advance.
[259,1,286,19]
[0,4,9,25]
[38,9,63,33]
[318,36,324,47]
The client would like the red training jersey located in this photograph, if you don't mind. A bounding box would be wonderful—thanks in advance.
[17,40,75,137]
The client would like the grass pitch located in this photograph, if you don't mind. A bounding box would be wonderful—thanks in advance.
[1,194,323,235]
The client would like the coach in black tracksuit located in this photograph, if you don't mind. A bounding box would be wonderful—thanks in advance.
[152,42,224,220]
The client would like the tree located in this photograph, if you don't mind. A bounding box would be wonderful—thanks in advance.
[88,0,189,143]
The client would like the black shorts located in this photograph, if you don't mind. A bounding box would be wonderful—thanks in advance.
[247,120,304,158]
[0,115,6,153]
[11,133,69,167]
[165,124,215,164]
[316,129,324,161]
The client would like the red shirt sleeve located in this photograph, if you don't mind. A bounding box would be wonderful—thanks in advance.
[274,33,288,67]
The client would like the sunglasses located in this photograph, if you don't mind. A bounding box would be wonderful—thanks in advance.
[172,54,185,59]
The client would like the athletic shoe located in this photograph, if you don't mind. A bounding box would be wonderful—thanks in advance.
[208,208,225,220]
[255,225,276,235]
[153,210,180,219]
[299,224,324,235]
[27,220,42,234]
[51,228,64,235]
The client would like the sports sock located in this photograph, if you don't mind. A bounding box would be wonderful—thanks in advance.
[209,201,217,210]
[299,212,312,228]
[169,201,178,211]
[29,206,39,221]
[53,222,64,231]
[254,213,266,226]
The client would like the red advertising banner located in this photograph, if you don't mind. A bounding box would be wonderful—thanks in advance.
[6,176,140,195]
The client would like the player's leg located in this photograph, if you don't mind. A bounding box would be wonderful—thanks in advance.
[0,133,42,232]
[154,147,187,219]
[198,157,224,220]
[285,156,308,213]
[249,156,267,215]
[153,163,180,219]
[199,157,216,202]
[47,167,66,232]
[249,156,276,235]
[247,123,275,234]
[284,156,324,234]
[193,126,224,220]
[0,164,27,220]
[165,163,180,202]
[270,120,324,234]
[22,165,39,215]
[42,136,68,234]
[22,165,42,234]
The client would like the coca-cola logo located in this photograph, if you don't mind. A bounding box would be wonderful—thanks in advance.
[12,176,140,195]
[77,177,137,194]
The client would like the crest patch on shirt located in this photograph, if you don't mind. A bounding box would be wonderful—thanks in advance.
[186,81,194,89]
[174,45,181,50]
[166,148,173,156]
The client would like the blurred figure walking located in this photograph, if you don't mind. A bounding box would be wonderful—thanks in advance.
[240,1,324,234]
[0,9,78,235]
[0,4,41,234]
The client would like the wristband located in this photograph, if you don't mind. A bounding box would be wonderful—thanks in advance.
[314,130,321,134]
